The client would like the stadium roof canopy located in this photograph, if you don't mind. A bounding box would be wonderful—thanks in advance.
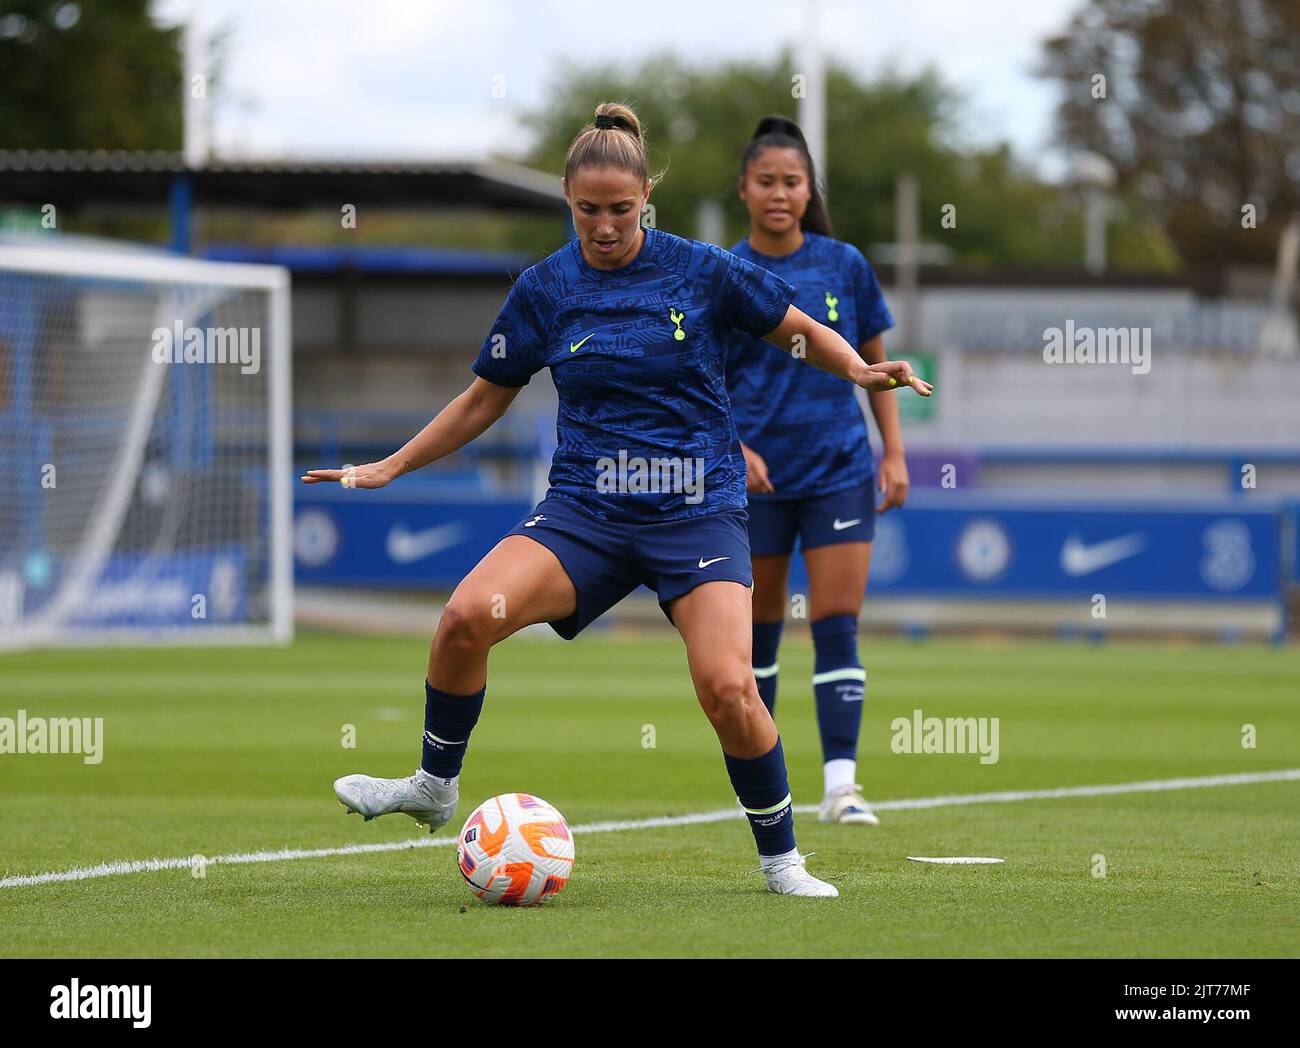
[203,243,534,276]
[0,150,567,214]
[0,150,568,253]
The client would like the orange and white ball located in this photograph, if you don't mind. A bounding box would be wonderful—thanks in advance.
[456,793,575,906]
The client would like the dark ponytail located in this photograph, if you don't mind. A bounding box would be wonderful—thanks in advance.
[739,115,833,237]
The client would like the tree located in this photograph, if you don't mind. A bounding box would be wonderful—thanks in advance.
[1039,0,1300,267]
[514,51,1176,271]
[0,0,183,150]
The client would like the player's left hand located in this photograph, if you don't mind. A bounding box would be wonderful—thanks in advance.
[877,452,910,513]
[857,360,933,396]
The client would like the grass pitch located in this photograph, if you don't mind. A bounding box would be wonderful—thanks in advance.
[1,631,1297,957]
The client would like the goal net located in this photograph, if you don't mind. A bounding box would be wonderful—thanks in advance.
[0,241,292,649]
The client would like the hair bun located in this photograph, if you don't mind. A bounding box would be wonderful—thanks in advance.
[752,115,805,143]
[592,103,643,140]
[565,101,658,185]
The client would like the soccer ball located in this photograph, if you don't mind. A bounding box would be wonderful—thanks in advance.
[455,793,575,906]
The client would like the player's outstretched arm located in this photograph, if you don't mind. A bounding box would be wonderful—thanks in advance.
[761,305,933,396]
[301,377,521,489]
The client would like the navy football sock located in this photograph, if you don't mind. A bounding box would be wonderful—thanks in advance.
[421,680,486,779]
[811,614,865,764]
[724,738,796,857]
[751,619,783,717]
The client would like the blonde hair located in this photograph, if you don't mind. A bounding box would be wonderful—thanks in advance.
[564,102,661,187]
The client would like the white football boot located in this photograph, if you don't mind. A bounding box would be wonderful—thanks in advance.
[333,770,458,833]
[762,853,840,897]
[819,783,881,826]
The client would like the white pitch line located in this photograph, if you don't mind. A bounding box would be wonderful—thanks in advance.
[2,768,1296,890]
[869,768,1300,811]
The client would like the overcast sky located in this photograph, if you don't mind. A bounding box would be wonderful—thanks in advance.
[154,0,1081,175]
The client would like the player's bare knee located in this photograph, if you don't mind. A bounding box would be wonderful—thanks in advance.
[434,599,495,656]
[696,670,753,723]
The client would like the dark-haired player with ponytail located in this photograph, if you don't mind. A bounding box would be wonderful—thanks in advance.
[305,104,930,897]
[726,116,910,827]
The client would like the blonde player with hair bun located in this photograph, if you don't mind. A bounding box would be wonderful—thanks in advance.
[304,102,931,897]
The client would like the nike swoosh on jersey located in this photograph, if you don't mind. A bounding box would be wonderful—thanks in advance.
[698,556,730,568]
[569,333,594,353]
[832,518,863,531]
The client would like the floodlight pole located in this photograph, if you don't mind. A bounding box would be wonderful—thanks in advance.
[797,0,827,195]
[1071,152,1116,276]
[174,0,209,255]
[895,173,920,350]
[1084,188,1108,275]
[183,0,209,170]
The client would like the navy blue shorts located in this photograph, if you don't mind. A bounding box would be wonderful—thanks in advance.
[747,478,877,557]
[507,495,753,639]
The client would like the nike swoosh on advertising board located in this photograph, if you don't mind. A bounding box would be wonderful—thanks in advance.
[386,522,468,564]
[1060,533,1147,576]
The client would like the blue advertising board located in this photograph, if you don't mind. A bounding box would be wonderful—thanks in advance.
[294,487,531,588]
[12,549,250,628]
[790,493,1282,601]
[295,487,1285,605]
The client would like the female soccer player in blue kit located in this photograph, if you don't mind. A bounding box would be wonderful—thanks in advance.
[303,103,931,897]
[727,117,913,827]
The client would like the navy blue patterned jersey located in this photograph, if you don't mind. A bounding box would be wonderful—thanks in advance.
[725,232,895,500]
[472,226,795,523]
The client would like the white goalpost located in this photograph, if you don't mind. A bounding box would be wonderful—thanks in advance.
[0,241,293,649]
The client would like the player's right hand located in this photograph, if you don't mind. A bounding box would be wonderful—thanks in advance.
[300,460,393,489]
[741,442,775,494]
